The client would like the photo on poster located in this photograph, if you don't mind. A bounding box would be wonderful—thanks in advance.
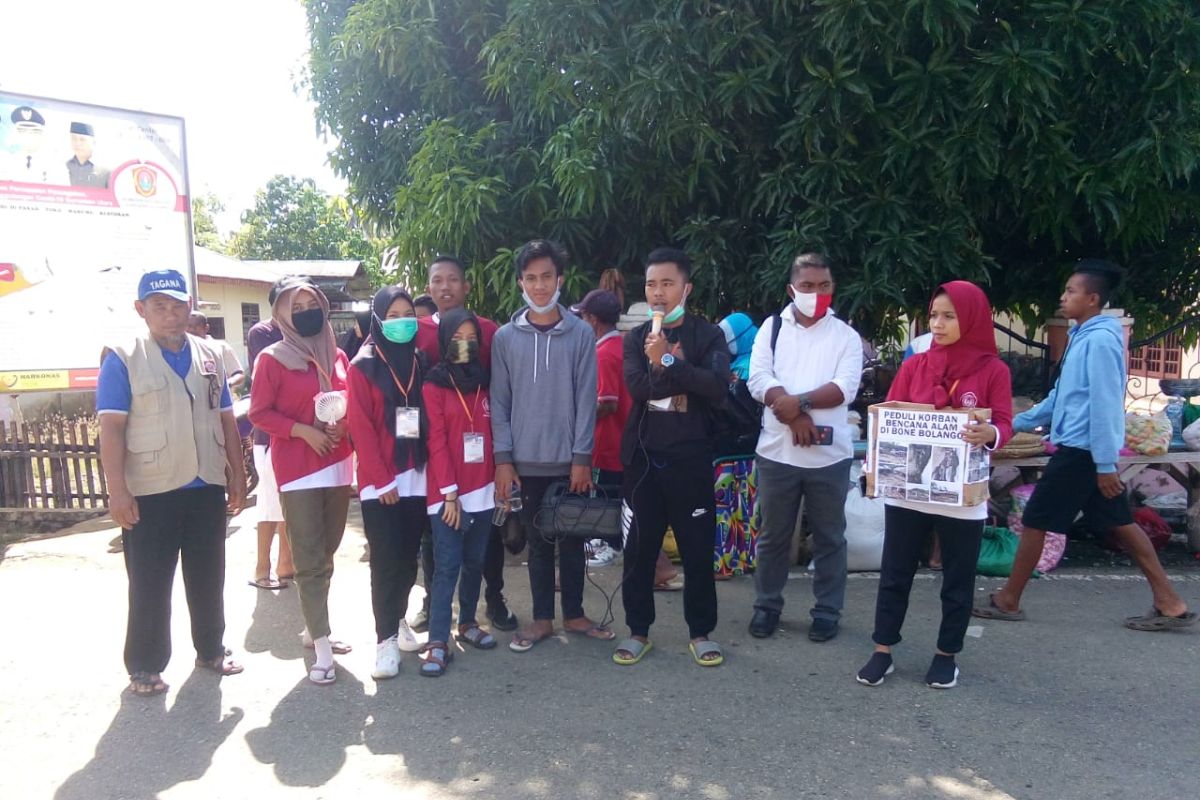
[906,486,931,502]
[881,485,906,500]
[931,445,961,483]
[967,445,990,483]
[875,441,908,487]
[930,481,962,505]
[906,444,933,484]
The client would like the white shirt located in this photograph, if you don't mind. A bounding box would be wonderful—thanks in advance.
[747,307,863,469]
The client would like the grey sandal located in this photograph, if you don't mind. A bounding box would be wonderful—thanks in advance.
[612,638,653,665]
[689,639,724,667]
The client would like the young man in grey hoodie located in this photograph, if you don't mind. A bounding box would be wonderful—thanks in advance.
[491,239,615,651]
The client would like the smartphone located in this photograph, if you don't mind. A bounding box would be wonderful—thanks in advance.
[814,425,834,446]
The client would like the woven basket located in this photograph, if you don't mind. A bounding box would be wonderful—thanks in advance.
[993,432,1046,460]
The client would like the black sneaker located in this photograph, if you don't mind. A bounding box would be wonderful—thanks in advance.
[748,607,780,639]
[855,652,895,686]
[486,599,519,632]
[808,618,839,642]
[925,654,959,689]
[411,603,430,634]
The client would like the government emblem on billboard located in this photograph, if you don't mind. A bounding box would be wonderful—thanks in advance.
[133,166,158,197]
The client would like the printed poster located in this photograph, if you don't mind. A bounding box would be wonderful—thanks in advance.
[870,405,990,506]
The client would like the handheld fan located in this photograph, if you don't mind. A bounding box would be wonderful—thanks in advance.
[314,390,347,424]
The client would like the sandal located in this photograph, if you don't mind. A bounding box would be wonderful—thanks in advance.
[564,622,616,641]
[195,649,244,676]
[1124,607,1198,632]
[970,594,1026,622]
[249,576,289,590]
[308,664,336,686]
[128,671,169,696]
[612,638,653,665]
[456,625,497,650]
[509,627,554,653]
[303,637,353,655]
[689,639,724,667]
[421,642,453,676]
[654,576,684,592]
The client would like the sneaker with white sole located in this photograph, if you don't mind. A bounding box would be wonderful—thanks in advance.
[586,542,618,567]
[925,654,959,689]
[855,652,895,687]
[395,620,422,652]
[372,636,401,680]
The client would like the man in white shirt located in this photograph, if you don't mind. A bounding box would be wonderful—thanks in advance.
[746,253,863,642]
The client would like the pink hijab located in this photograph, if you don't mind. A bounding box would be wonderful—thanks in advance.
[262,283,338,391]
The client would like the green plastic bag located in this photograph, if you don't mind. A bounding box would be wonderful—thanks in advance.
[977,526,1020,577]
[1183,400,1200,430]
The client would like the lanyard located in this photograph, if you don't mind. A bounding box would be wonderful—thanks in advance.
[376,350,417,406]
[449,376,481,430]
[308,358,333,390]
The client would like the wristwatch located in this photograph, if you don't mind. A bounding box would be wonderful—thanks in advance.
[660,353,676,368]
[798,394,814,413]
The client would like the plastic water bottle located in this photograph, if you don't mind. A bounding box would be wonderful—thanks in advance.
[1165,396,1186,449]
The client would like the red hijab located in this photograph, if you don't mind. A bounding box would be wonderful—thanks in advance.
[908,280,999,408]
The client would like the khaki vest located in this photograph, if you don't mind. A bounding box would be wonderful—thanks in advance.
[111,334,229,496]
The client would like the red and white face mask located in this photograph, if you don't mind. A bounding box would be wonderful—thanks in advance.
[791,288,833,320]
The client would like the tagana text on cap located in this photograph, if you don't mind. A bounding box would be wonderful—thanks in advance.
[138,269,190,302]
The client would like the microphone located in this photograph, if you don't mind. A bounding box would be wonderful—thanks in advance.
[650,309,664,336]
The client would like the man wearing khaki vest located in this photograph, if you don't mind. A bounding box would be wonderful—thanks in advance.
[97,269,247,697]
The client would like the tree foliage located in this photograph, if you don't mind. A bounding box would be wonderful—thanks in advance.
[191,193,227,253]
[306,1,1200,338]
[230,174,378,270]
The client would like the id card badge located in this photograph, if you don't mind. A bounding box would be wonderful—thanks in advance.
[463,433,485,464]
[395,407,421,439]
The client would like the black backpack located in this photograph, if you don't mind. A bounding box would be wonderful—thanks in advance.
[710,314,782,458]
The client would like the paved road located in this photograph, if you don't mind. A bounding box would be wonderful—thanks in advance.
[1,503,1197,800]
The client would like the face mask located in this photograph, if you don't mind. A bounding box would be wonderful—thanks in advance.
[293,307,325,337]
[379,316,418,344]
[448,338,479,364]
[649,290,689,326]
[791,289,833,320]
[522,287,561,314]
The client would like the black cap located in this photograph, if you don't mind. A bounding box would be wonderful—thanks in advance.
[11,106,45,127]
[69,121,94,136]
[570,289,621,325]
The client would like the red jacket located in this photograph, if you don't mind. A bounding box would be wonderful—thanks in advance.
[886,354,1014,449]
[346,364,425,499]
[594,332,631,472]
[415,313,499,368]
[423,381,495,513]
[248,351,353,487]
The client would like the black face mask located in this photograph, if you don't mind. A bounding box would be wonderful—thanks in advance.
[448,338,479,364]
[293,308,325,337]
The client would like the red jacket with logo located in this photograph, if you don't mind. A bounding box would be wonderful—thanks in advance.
[886,354,1014,449]
[422,381,495,512]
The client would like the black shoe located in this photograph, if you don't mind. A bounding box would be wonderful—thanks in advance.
[925,654,959,689]
[748,608,780,638]
[855,652,895,686]
[411,604,430,634]
[486,600,519,632]
[808,618,839,642]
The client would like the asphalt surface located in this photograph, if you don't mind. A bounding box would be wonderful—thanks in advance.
[1,501,1198,800]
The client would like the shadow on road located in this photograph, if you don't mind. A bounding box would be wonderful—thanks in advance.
[54,671,243,800]
[243,581,306,659]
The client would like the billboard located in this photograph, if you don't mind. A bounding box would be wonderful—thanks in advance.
[0,91,192,392]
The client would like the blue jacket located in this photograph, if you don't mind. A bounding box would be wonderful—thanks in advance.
[1014,315,1125,473]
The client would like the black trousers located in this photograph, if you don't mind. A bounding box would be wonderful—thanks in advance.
[622,453,717,639]
[596,468,624,551]
[521,475,586,621]
[872,505,984,654]
[123,485,227,675]
[421,521,507,610]
[361,496,425,642]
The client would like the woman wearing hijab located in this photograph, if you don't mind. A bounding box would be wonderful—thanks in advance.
[718,312,759,382]
[856,281,1012,690]
[338,304,374,361]
[248,277,354,686]
[346,287,428,680]
[420,308,498,676]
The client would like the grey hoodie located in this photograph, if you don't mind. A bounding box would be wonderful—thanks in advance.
[490,305,597,476]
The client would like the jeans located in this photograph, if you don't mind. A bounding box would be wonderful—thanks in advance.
[521,475,586,621]
[753,456,851,621]
[429,509,491,646]
[361,496,425,642]
[123,485,227,675]
[873,504,984,654]
[423,520,507,611]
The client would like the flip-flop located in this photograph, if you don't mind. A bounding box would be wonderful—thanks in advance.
[249,577,289,590]
[303,638,353,655]
[654,576,684,592]
[689,639,724,667]
[128,672,169,696]
[195,652,245,676]
[1124,608,1199,632]
[508,629,553,653]
[970,594,1026,622]
[612,638,653,665]
[308,664,336,686]
[565,623,616,641]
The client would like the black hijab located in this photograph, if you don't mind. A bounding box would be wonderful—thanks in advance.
[426,307,488,392]
[351,286,427,471]
[338,306,374,360]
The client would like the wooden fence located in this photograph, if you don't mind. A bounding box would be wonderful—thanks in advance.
[0,419,107,509]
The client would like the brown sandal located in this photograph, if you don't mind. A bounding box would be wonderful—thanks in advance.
[421,642,453,676]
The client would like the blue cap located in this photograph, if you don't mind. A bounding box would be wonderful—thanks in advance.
[138,269,189,302]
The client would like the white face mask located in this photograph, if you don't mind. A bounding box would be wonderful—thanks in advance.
[523,287,561,314]
[791,287,833,320]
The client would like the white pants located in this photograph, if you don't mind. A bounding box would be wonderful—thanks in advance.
[252,444,285,523]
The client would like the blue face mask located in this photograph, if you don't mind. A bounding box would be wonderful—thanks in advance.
[379,316,418,344]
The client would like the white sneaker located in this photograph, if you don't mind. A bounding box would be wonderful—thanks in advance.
[372,636,401,680]
[587,542,618,567]
[395,620,423,652]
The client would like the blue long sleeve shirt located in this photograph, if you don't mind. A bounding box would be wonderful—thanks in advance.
[1013,315,1126,473]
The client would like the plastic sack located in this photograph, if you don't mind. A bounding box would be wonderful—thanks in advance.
[1007,512,1067,573]
[1104,506,1171,553]
[1184,418,1200,452]
[1124,412,1171,456]
[844,483,885,572]
[977,526,1021,577]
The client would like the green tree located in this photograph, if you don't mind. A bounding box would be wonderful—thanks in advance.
[305,1,1200,337]
[191,193,227,253]
[230,174,378,268]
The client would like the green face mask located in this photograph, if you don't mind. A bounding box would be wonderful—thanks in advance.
[380,316,418,344]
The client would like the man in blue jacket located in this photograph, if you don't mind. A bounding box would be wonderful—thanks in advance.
[974,260,1194,631]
